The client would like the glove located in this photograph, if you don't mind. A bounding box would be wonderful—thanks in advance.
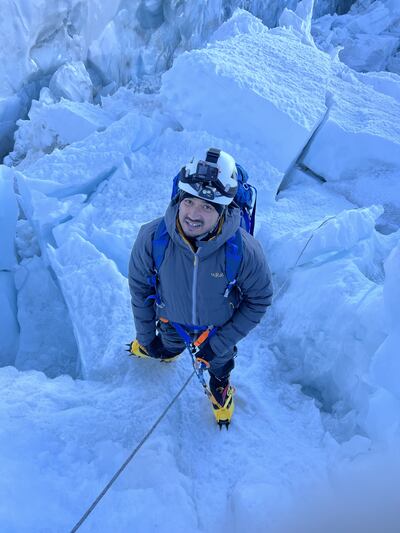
[191,340,216,369]
[144,335,165,359]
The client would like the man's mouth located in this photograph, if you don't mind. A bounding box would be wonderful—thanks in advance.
[185,218,203,228]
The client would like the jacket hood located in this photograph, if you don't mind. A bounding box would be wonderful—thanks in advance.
[164,197,241,258]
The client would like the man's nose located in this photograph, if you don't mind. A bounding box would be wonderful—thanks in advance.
[188,204,203,218]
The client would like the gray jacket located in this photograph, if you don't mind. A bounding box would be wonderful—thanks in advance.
[129,198,273,357]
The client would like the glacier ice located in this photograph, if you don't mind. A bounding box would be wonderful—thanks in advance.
[6,95,113,168]
[0,167,19,366]
[302,61,400,231]
[14,256,79,378]
[161,22,331,174]
[312,0,400,74]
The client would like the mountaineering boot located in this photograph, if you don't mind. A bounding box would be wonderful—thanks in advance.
[209,374,235,429]
[126,340,181,363]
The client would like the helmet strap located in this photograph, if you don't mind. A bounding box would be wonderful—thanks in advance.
[205,148,220,164]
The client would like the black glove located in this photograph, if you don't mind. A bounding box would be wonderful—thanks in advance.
[191,340,216,368]
[144,335,165,359]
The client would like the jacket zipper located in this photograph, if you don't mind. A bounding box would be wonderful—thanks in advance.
[192,251,200,325]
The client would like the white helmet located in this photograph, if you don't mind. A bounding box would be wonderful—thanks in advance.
[178,148,237,206]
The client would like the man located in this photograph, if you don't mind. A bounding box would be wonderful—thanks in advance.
[128,148,273,427]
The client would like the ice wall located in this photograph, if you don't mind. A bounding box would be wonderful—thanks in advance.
[312,0,400,74]
[0,167,19,366]
[0,0,119,159]
[267,201,399,442]
[366,243,400,442]
[1,0,359,161]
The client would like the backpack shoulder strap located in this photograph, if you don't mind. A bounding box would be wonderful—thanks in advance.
[224,229,243,297]
[152,218,170,272]
[146,219,169,308]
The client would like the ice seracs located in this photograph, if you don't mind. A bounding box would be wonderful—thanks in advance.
[161,19,331,174]
[312,0,400,74]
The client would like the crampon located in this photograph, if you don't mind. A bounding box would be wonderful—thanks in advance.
[126,340,180,363]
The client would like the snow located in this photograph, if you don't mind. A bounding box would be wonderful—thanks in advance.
[1,5,400,533]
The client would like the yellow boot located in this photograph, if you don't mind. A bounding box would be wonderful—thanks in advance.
[210,385,235,429]
[127,340,181,363]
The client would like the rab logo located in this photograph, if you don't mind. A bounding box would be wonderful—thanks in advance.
[211,272,224,278]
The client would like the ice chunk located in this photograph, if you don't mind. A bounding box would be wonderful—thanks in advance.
[312,0,400,73]
[0,0,119,99]
[270,257,386,425]
[48,234,132,380]
[303,64,400,229]
[210,8,266,42]
[14,256,79,378]
[267,205,400,440]
[279,0,316,45]
[0,166,18,269]
[354,70,400,103]
[267,205,384,276]
[49,61,94,103]
[364,388,400,443]
[339,33,399,72]
[0,272,19,367]
[18,110,159,197]
[17,174,87,262]
[7,96,113,168]
[161,25,331,173]
[370,243,400,399]
[0,94,27,159]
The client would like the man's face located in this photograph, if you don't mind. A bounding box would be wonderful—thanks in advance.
[178,196,220,238]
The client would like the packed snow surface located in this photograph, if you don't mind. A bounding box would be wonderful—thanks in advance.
[1,6,400,533]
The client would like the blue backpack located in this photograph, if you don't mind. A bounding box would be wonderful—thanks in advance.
[148,163,257,307]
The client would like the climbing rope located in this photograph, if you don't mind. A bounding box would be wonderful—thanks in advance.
[70,370,195,532]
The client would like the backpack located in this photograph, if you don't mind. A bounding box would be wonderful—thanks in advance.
[148,163,257,307]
